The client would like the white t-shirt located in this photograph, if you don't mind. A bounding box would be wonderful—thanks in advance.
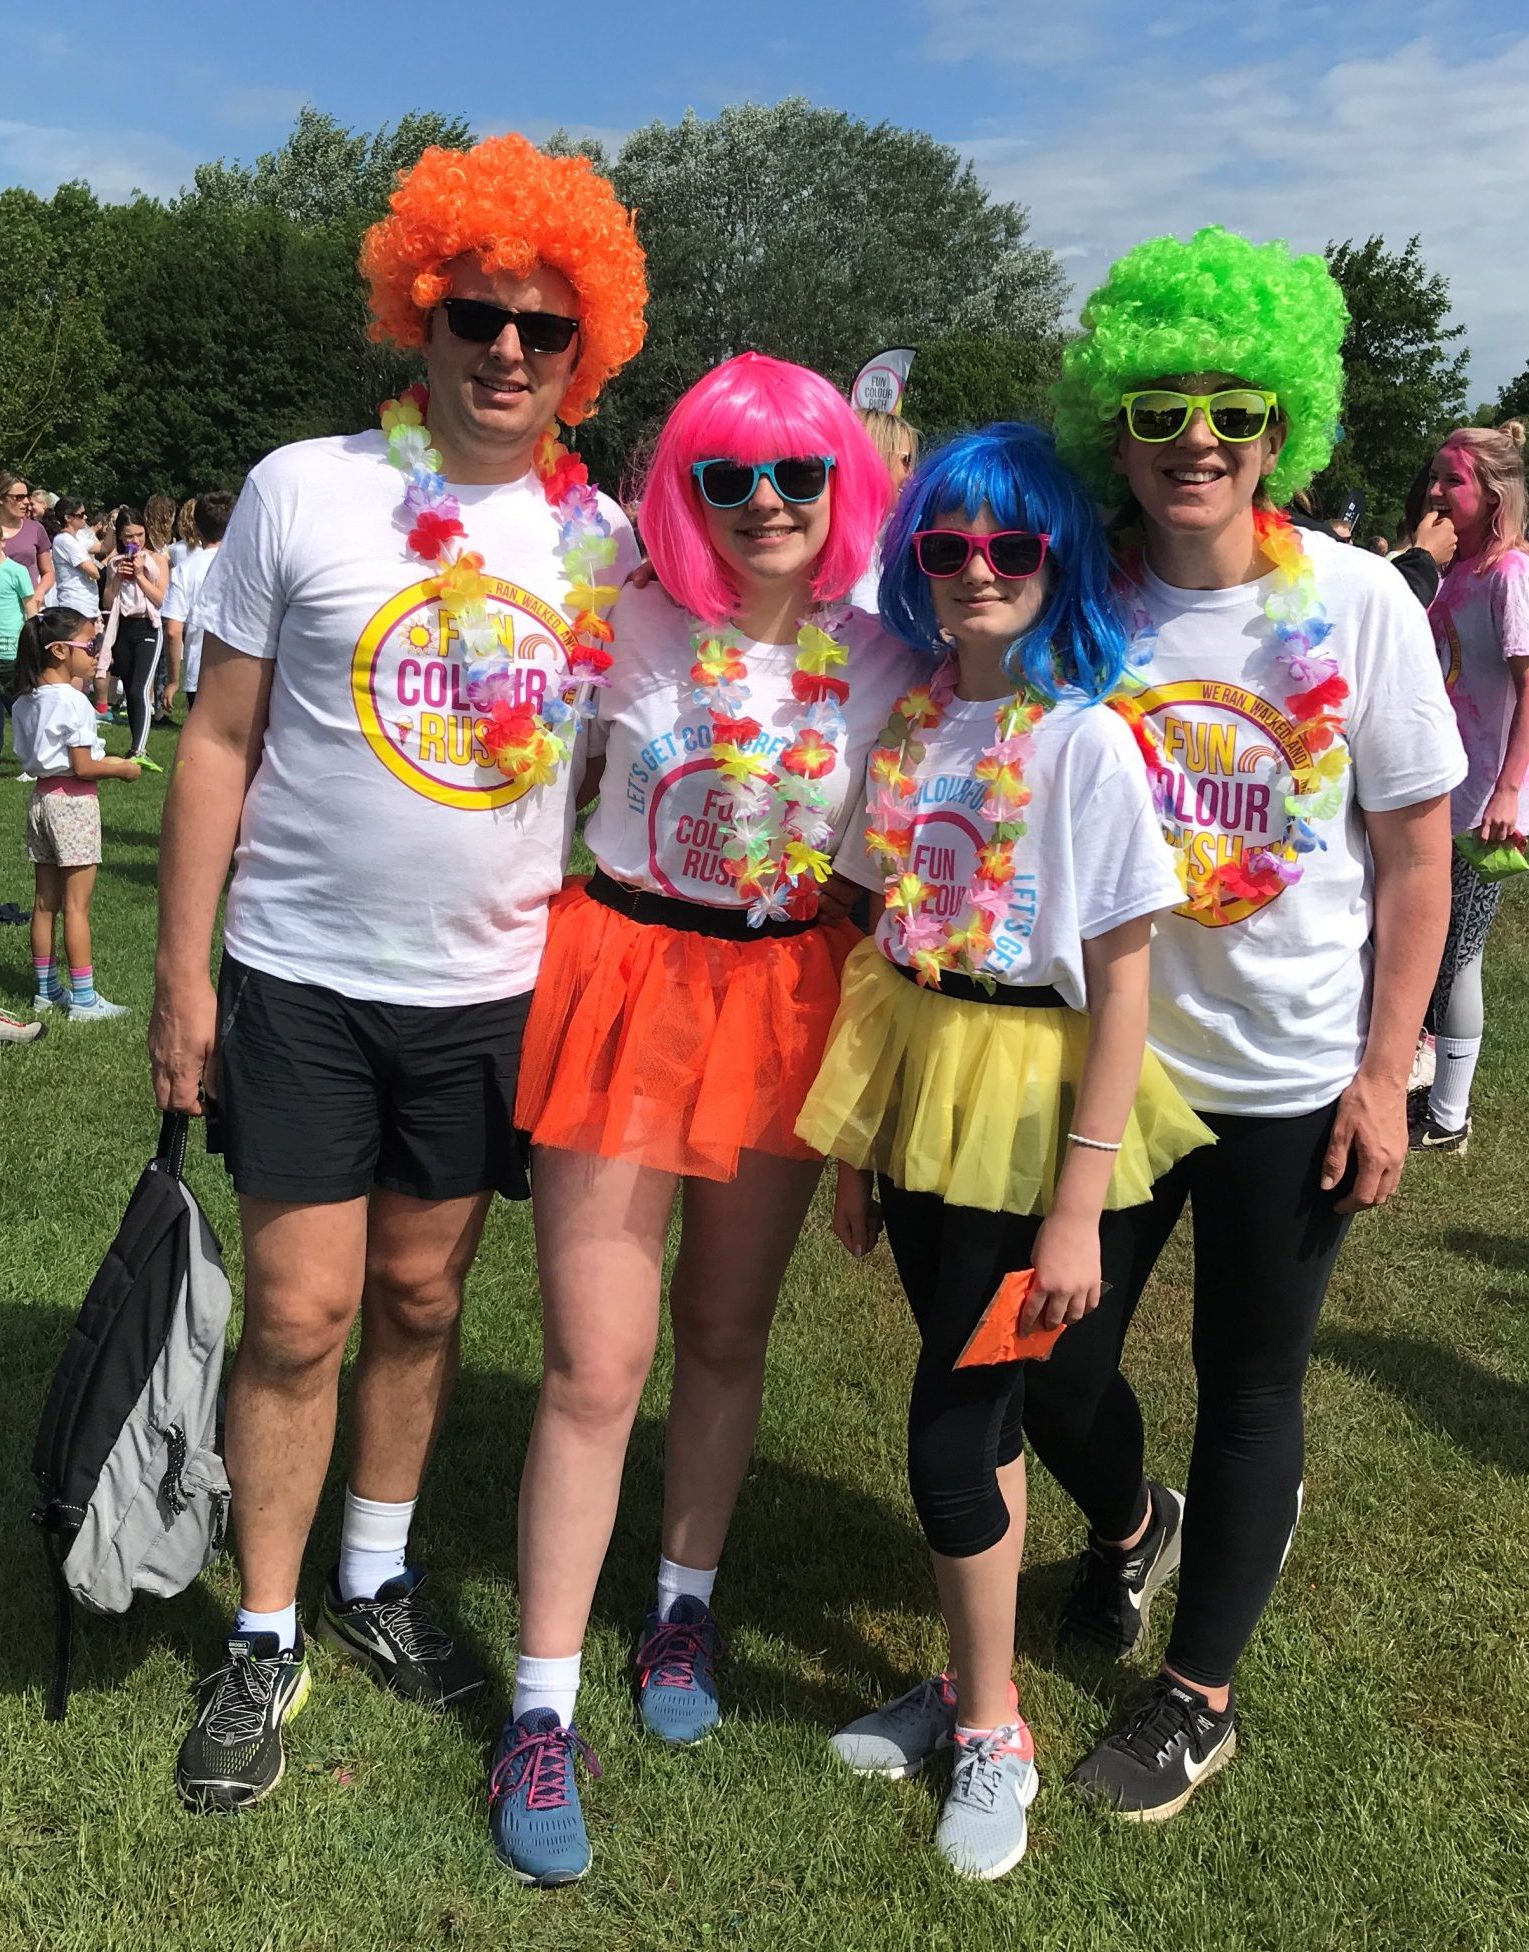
[1432,550,1529,833]
[161,546,215,693]
[198,432,637,1005]
[51,529,100,618]
[168,539,193,573]
[11,682,105,777]
[585,582,921,902]
[838,694,1183,1010]
[1128,530,1466,1115]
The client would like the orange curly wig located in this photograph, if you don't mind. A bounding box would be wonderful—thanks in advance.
[359,133,648,426]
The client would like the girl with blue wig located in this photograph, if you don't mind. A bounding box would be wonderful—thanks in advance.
[796,423,1212,1880]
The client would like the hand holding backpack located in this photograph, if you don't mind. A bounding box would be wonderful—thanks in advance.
[32,1112,232,1719]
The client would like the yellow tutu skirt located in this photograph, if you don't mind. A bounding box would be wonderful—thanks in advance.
[795,939,1215,1215]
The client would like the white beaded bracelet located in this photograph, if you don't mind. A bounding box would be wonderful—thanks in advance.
[1067,1132,1123,1153]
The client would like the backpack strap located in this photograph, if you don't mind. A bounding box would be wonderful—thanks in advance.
[156,1112,189,1181]
[41,1526,75,1723]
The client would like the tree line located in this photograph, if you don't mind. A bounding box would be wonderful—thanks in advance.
[2,100,1519,541]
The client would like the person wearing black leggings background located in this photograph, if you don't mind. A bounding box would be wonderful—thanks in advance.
[98,506,168,757]
[1037,228,1466,1819]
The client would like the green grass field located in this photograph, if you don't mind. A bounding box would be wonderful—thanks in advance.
[1,728,1526,1952]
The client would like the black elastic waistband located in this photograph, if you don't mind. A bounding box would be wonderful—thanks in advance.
[889,956,1068,1009]
[585,868,819,941]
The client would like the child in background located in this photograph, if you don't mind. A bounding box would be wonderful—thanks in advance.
[798,424,1212,1880]
[11,610,140,1020]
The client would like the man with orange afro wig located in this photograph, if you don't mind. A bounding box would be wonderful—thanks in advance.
[153,134,647,1820]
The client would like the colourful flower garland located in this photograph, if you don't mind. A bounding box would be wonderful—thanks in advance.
[1113,507,1351,923]
[864,658,1050,988]
[688,609,854,926]
[380,384,621,789]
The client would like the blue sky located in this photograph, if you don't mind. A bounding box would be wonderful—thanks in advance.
[6,0,1526,398]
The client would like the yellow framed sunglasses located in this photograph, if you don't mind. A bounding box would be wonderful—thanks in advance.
[1120,388,1279,444]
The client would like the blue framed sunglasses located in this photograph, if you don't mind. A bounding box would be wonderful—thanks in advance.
[691,455,836,509]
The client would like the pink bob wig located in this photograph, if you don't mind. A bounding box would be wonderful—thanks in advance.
[640,352,892,624]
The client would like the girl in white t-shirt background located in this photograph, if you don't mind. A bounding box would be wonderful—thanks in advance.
[497,352,909,1884]
[799,423,1212,1881]
[1023,227,1464,1823]
[1413,421,1529,1153]
[11,611,140,1020]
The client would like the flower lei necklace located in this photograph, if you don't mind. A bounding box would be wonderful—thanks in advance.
[688,608,854,926]
[380,384,620,789]
[865,657,1051,988]
[1111,507,1351,923]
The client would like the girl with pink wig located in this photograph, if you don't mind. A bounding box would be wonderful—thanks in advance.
[498,353,915,1884]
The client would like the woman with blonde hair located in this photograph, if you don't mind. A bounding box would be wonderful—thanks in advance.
[1411,419,1529,1154]
[850,408,921,611]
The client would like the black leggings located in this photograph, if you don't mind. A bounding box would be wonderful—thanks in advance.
[114,615,161,756]
[1020,1101,1352,1689]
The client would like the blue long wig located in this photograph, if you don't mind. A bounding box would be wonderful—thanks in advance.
[877,422,1128,702]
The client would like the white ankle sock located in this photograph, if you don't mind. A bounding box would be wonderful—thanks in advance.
[338,1488,415,1602]
[512,1651,581,1726]
[234,1602,297,1652]
[656,1555,717,1617]
[1429,1035,1481,1131]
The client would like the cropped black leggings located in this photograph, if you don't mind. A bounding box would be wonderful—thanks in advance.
[881,1101,1350,1689]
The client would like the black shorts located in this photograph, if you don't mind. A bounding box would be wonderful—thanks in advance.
[208,954,531,1205]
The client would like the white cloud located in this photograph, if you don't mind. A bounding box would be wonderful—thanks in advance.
[0,119,198,203]
[962,32,1529,397]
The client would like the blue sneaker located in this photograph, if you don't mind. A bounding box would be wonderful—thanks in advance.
[937,1719,1039,1881]
[634,1595,721,1745]
[488,1709,599,1886]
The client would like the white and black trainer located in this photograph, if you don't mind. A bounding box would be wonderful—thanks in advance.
[1057,1481,1185,1660]
[315,1566,484,1707]
[175,1627,311,1812]
[1068,1674,1236,1820]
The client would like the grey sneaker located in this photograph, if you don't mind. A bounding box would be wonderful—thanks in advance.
[936,1720,1039,1881]
[67,994,129,1021]
[830,1671,957,1779]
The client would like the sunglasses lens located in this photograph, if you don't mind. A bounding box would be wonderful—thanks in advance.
[915,533,970,578]
[515,311,579,355]
[771,457,830,503]
[697,463,757,508]
[443,299,504,343]
[1127,393,1190,442]
[988,533,1047,578]
[1207,391,1270,441]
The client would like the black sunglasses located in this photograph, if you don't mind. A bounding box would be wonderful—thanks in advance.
[440,297,580,355]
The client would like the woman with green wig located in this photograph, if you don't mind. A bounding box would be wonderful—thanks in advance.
[1014,226,1466,1818]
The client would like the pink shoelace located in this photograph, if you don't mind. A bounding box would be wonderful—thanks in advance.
[635,1617,720,1693]
[489,1721,600,1813]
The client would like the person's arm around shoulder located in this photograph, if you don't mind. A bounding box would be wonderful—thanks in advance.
[149,637,275,1113]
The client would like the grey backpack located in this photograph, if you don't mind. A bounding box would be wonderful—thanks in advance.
[32,1114,232,1719]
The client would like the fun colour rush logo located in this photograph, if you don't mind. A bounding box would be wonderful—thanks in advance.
[350,576,573,809]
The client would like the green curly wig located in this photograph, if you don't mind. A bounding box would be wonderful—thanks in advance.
[1053,226,1348,509]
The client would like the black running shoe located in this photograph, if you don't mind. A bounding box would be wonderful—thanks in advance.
[315,1566,484,1707]
[1069,1674,1236,1821]
[175,1628,311,1812]
[1058,1481,1184,1659]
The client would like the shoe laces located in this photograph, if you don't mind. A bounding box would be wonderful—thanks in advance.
[636,1615,720,1692]
[881,1671,957,1729]
[489,1722,601,1813]
[200,1646,283,1746]
[369,1590,454,1665]
[948,1724,1028,1811]
[1114,1681,1204,1767]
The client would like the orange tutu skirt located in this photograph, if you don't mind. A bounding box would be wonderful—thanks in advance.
[516,878,859,1180]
